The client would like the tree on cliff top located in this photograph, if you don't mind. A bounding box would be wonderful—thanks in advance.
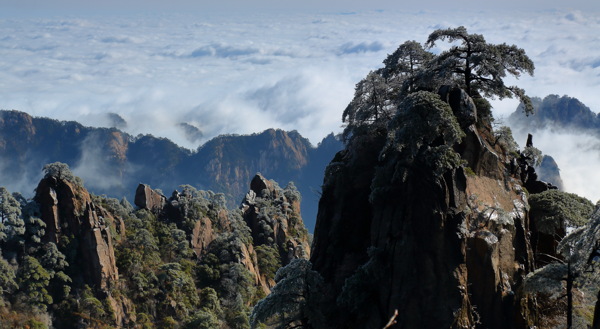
[42,162,83,187]
[425,26,535,114]
[343,26,535,142]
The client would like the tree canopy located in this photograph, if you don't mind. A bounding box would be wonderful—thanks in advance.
[529,190,594,234]
[342,26,535,141]
[425,26,535,114]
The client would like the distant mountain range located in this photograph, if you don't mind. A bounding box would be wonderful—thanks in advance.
[0,110,343,231]
[509,94,600,132]
[507,94,600,191]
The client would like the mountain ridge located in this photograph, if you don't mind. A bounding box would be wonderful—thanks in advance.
[0,109,343,231]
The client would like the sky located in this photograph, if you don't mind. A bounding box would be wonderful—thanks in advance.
[1,1,600,201]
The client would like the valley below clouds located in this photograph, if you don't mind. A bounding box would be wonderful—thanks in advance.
[1,8,600,200]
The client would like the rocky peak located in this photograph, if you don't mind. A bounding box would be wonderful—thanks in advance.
[309,86,555,328]
[250,173,277,197]
[242,173,310,270]
[34,176,119,294]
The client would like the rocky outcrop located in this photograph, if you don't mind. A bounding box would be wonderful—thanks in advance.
[309,89,551,328]
[35,177,119,292]
[439,85,477,128]
[242,174,311,266]
[134,183,166,213]
[190,217,216,258]
[537,155,564,190]
[34,176,133,326]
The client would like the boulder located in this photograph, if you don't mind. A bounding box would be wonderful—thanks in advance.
[439,85,477,128]
[242,173,311,282]
[134,183,166,212]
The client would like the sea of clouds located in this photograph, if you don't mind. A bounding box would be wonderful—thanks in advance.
[1,8,600,200]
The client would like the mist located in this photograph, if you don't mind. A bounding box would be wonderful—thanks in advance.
[512,127,600,203]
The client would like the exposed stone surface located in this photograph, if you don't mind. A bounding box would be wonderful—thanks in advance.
[309,89,554,328]
[439,85,477,128]
[0,110,343,231]
[537,155,564,190]
[134,183,166,212]
[35,177,119,292]
[241,173,311,286]
[191,217,216,258]
[34,176,132,326]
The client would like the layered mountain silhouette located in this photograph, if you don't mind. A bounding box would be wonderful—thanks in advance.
[0,110,342,231]
[509,94,600,132]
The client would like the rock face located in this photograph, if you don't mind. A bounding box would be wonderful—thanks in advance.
[509,94,599,131]
[134,183,166,213]
[310,89,546,328]
[190,216,217,257]
[35,177,119,293]
[241,174,311,288]
[537,155,564,190]
[34,175,133,326]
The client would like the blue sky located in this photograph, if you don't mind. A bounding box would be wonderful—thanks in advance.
[1,1,600,201]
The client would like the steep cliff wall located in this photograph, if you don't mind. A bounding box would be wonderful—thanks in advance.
[35,177,119,293]
[310,88,543,328]
[34,175,133,326]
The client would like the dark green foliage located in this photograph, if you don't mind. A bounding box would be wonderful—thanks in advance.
[251,259,324,329]
[0,187,21,226]
[17,256,53,311]
[197,253,221,284]
[0,257,17,305]
[283,182,301,203]
[492,125,519,153]
[382,40,433,79]
[167,228,193,261]
[529,190,594,234]
[255,244,281,281]
[425,26,535,114]
[342,70,392,140]
[381,91,465,179]
[156,263,199,320]
[79,285,109,323]
[342,26,535,149]
[523,145,543,167]
[183,310,220,329]
[39,243,68,274]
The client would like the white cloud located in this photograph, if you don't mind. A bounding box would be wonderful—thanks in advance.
[511,127,600,203]
[0,9,600,199]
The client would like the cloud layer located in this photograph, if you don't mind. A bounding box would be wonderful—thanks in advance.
[0,8,599,200]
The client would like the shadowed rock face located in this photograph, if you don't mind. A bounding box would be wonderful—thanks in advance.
[310,89,542,329]
[35,177,119,293]
[536,155,564,190]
